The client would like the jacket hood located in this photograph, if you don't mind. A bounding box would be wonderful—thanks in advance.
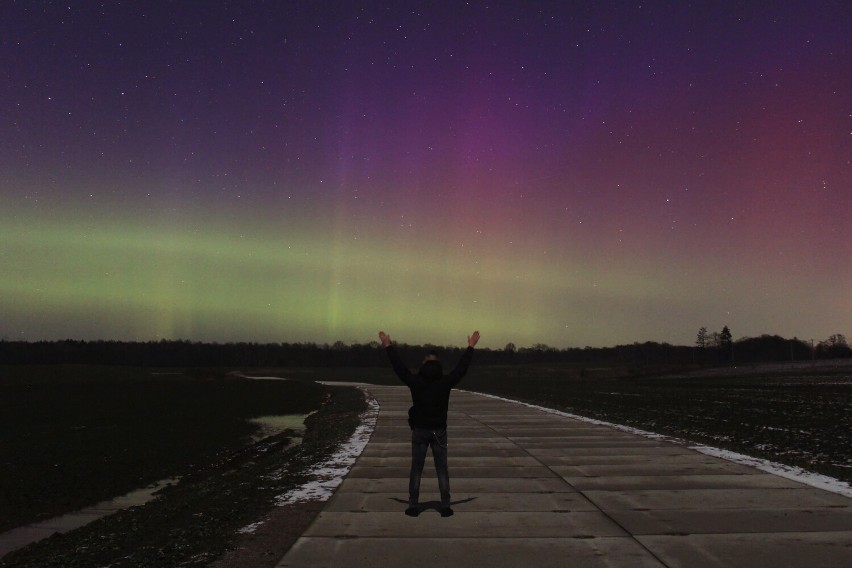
[418,360,443,382]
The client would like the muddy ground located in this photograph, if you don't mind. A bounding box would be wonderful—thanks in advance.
[1,383,366,568]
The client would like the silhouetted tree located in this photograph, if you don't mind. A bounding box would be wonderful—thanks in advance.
[695,326,709,364]
[816,334,852,359]
[733,335,812,363]
[719,326,733,363]
[696,327,708,349]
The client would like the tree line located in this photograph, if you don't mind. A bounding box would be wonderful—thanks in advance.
[694,326,851,364]
[0,331,848,368]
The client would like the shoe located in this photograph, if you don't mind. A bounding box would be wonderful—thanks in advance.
[405,506,420,517]
[440,507,454,517]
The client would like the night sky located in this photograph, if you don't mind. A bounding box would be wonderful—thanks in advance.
[2,1,849,349]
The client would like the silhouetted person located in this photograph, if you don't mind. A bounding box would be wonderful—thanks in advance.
[378,330,480,517]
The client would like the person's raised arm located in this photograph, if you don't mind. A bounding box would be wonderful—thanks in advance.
[468,330,480,348]
[378,330,413,384]
[447,330,479,385]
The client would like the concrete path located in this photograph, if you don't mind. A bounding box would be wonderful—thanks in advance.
[278,386,852,567]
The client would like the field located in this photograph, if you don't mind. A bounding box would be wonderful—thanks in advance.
[464,364,851,484]
[1,365,366,567]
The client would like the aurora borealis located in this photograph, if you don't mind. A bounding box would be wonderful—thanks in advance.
[2,2,849,349]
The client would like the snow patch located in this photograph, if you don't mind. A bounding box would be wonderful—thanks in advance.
[465,390,852,499]
[274,388,379,506]
[237,521,264,534]
[688,444,852,497]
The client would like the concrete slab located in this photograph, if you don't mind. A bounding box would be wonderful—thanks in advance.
[354,455,542,467]
[336,477,577,493]
[536,453,730,466]
[346,465,558,478]
[468,417,571,424]
[526,446,695,456]
[609,507,852,534]
[511,438,674,448]
[361,440,521,450]
[276,385,852,567]
[583,488,852,510]
[637,532,852,568]
[561,473,805,491]
[325,492,599,512]
[494,428,644,438]
[360,446,530,458]
[279,537,667,568]
[303,511,628,538]
[550,461,758,477]
[374,424,494,431]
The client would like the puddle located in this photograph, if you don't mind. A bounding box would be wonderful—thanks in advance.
[0,477,180,558]
[110,477,181,508]
[248,413,313,442]
[1,409,313,557]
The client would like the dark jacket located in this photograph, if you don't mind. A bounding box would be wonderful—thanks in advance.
[385,345,474,430]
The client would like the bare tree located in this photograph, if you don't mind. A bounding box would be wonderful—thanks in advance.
[696,327,708,349]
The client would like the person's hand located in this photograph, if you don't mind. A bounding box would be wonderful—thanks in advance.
[378,331,391,347]
[468,330,480,348]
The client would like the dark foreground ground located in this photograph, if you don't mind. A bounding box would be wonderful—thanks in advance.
[2,360,849,567]
[0,368,366,567]
[0,366,330,532]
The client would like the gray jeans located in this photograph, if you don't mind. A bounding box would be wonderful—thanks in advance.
[409,428,450,506]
